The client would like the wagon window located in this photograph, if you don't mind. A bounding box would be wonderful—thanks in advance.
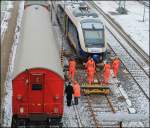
[32,84,42,90]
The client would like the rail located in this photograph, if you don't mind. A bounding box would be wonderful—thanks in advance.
[88,1,149,65]
[108,43,149,100]
[86,96,101,128]
[105,95,116,113]
[88,1,149,100]
[86,95,122,128]
[106,27,149,77]
[138,0,149,7]
[73,104,84,127]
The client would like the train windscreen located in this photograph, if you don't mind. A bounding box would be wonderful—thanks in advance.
[82,21,104,48]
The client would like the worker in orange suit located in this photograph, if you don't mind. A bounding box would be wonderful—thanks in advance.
[112,57,121,78]
[85,56,96,84]
[85,56,96,72]
[103,61,111,84]
[87,67,95,85]
[68,58,76,80]
[73,81,81,105]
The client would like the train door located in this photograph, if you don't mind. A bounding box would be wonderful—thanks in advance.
[29,73,44,113]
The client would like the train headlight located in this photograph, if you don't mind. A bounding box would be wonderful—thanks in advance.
[20,107,24,113]
[54,96,59,100]
[53,107,58,113]
[17,95,22,100]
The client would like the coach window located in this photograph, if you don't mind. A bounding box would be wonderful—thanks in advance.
[32,84,42,90]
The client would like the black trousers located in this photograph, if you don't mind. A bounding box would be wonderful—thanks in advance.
[66,95,72,106]
[67,99,72,106]
[74,97,78,105]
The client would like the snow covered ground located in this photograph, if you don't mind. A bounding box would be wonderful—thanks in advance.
[2,1,24,127]
[94,1,149,55]
[1,1,14,42]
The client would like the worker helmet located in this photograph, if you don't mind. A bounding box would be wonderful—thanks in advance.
[74,81,78,84]
[88,56,91,60]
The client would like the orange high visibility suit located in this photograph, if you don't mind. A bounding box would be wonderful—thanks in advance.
[85,59,96,72]
[112,59,120,77]
[104,63,110,83]
[85,59,96,84]
[69,60,76,80]
[73,81,81,97]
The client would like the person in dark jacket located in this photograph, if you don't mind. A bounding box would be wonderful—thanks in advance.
[65,82,74,106]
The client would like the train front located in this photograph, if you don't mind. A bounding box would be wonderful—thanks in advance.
[80,19,106,63]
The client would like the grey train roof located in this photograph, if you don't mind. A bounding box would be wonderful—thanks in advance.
[13,5,63,79]
[73,8,98,18]
[25,1,48,6]
[58,1,98,18]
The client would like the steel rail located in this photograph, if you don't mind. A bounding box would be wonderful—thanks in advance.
[88,1,149,65]
[86,95,122,128]
[86,96,101,128]
[88,1,149,100]
[105,95,116,113]
[107,43,150,100]
[138,1,149,7]
[73,104,84,127]
[106,27,149,77]
[105,95,123,128]
[74,71,121,127]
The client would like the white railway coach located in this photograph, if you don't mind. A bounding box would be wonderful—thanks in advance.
[54,1,107,63]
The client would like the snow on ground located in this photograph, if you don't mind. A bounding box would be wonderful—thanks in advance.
[94,1,149,55]
[1,1,14,42]
[2,1,24,127]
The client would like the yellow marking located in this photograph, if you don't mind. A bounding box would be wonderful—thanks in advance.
[83,89,110,95]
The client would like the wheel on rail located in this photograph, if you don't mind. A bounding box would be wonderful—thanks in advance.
[11,117,27,128]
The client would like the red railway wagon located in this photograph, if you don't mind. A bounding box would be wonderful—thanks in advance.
[12,1,64,126]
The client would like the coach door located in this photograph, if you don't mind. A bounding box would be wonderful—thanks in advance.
[29,73,44,113]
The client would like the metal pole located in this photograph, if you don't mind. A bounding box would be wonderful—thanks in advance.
[50,2,52,21]
[124,1,126,9]
[119,1,121,9]
[142,3,146,22]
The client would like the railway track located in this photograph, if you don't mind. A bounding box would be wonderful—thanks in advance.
[107,34,149,100]
[87,1,149,65]
[82,95,123,128]
[74,70,126,127]
[72,104,84,127]
[88,1,149,100]
[138,0,149,7]
[51,2,143,127]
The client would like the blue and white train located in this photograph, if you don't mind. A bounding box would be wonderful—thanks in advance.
[53,1,107,63]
